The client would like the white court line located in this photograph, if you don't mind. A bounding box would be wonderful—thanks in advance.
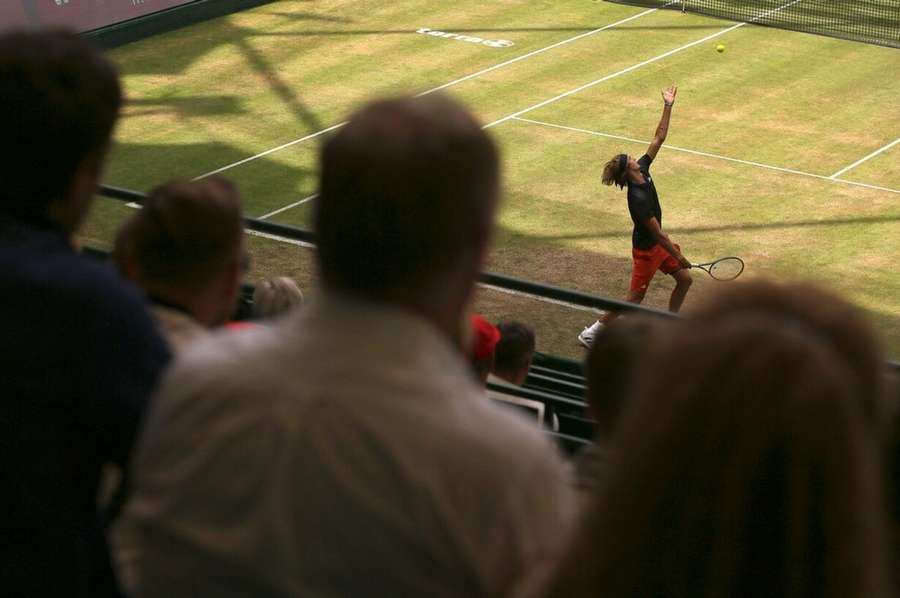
[830,136,900,179]
[484,0,804,129]
[245,228,316,248]
[193,5,667,182]
[513,117,900,195]
[258,193,318,220]
[484,21,743,129]
[415,3,673,97]
[194,122,346,180]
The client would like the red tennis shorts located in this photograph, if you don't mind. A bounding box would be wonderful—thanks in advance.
[630,243,681,292]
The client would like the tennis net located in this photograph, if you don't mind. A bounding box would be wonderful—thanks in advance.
[607,0,900,48]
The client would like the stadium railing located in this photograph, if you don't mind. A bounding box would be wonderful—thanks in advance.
[96,184,900,385]
[99,184,676,317]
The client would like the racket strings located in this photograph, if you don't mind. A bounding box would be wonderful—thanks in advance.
[709,258,744,281]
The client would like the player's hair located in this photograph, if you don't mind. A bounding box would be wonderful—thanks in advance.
[601,154,628,189]
[114,177,244,289]
[0,29,122,220]
[316,93,499,298]
[545,280,891,598]
[494,321,536,375]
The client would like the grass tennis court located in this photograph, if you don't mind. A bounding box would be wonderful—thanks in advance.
[80,0,900,360]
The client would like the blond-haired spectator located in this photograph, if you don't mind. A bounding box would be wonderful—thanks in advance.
[252,276,304,319]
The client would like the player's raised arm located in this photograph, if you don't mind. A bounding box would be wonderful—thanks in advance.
[646,84,676,161]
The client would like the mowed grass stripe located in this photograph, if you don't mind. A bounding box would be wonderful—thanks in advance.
[513,116,900,195]
[107,0,648,192]
[483,0,807,127]
[192,3,667,181]
[241,9,737,221]
[527,22,900,181]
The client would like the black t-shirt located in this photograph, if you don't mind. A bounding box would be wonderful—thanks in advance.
[627,154,662,249]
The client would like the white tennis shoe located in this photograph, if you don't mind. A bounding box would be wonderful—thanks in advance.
[577,321,604,348]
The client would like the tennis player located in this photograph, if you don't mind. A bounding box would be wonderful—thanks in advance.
[579,85,692,349]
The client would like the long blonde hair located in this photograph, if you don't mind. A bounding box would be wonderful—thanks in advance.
[601,153,628,189]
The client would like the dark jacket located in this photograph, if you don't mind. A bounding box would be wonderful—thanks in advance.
[0,215,170,597]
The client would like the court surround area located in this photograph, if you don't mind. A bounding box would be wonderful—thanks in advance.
[81,0,900,359]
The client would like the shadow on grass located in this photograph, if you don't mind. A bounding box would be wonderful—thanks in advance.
[105,141,312,197]
[518,213,900,242]
[123,95,246,118]
[486,223,900,358]
[263,11,352,23]
[226,21,326,138]
[117,17,327,168]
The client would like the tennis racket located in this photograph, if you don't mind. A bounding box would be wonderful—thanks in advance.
[691,256,744,281]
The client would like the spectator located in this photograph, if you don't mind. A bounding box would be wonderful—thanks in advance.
[470,313,502,385]
[576,315,659,492]
[114,177,246,353]
[544,281,891,598]
[125,93,576,598]
[252,276,304,320]
[887,375,900,583]
[492,321,536,386]
[486,320,555,429]
[0,30,170,597]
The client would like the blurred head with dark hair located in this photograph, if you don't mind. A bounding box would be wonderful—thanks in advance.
[886,374,900,579]
[493,321,535,386]
[547,280,890,598]
[114,177,245,328]
[585,315,659,438]
[0,29,122,232]
[315,93,499,347]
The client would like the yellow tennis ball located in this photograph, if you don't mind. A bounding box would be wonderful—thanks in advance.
[716,43,725,53]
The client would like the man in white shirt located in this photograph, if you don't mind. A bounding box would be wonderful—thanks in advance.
[125,93,576,597]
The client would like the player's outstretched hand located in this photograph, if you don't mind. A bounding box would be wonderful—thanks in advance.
[678,254,691,270]
[662,84,677,106]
